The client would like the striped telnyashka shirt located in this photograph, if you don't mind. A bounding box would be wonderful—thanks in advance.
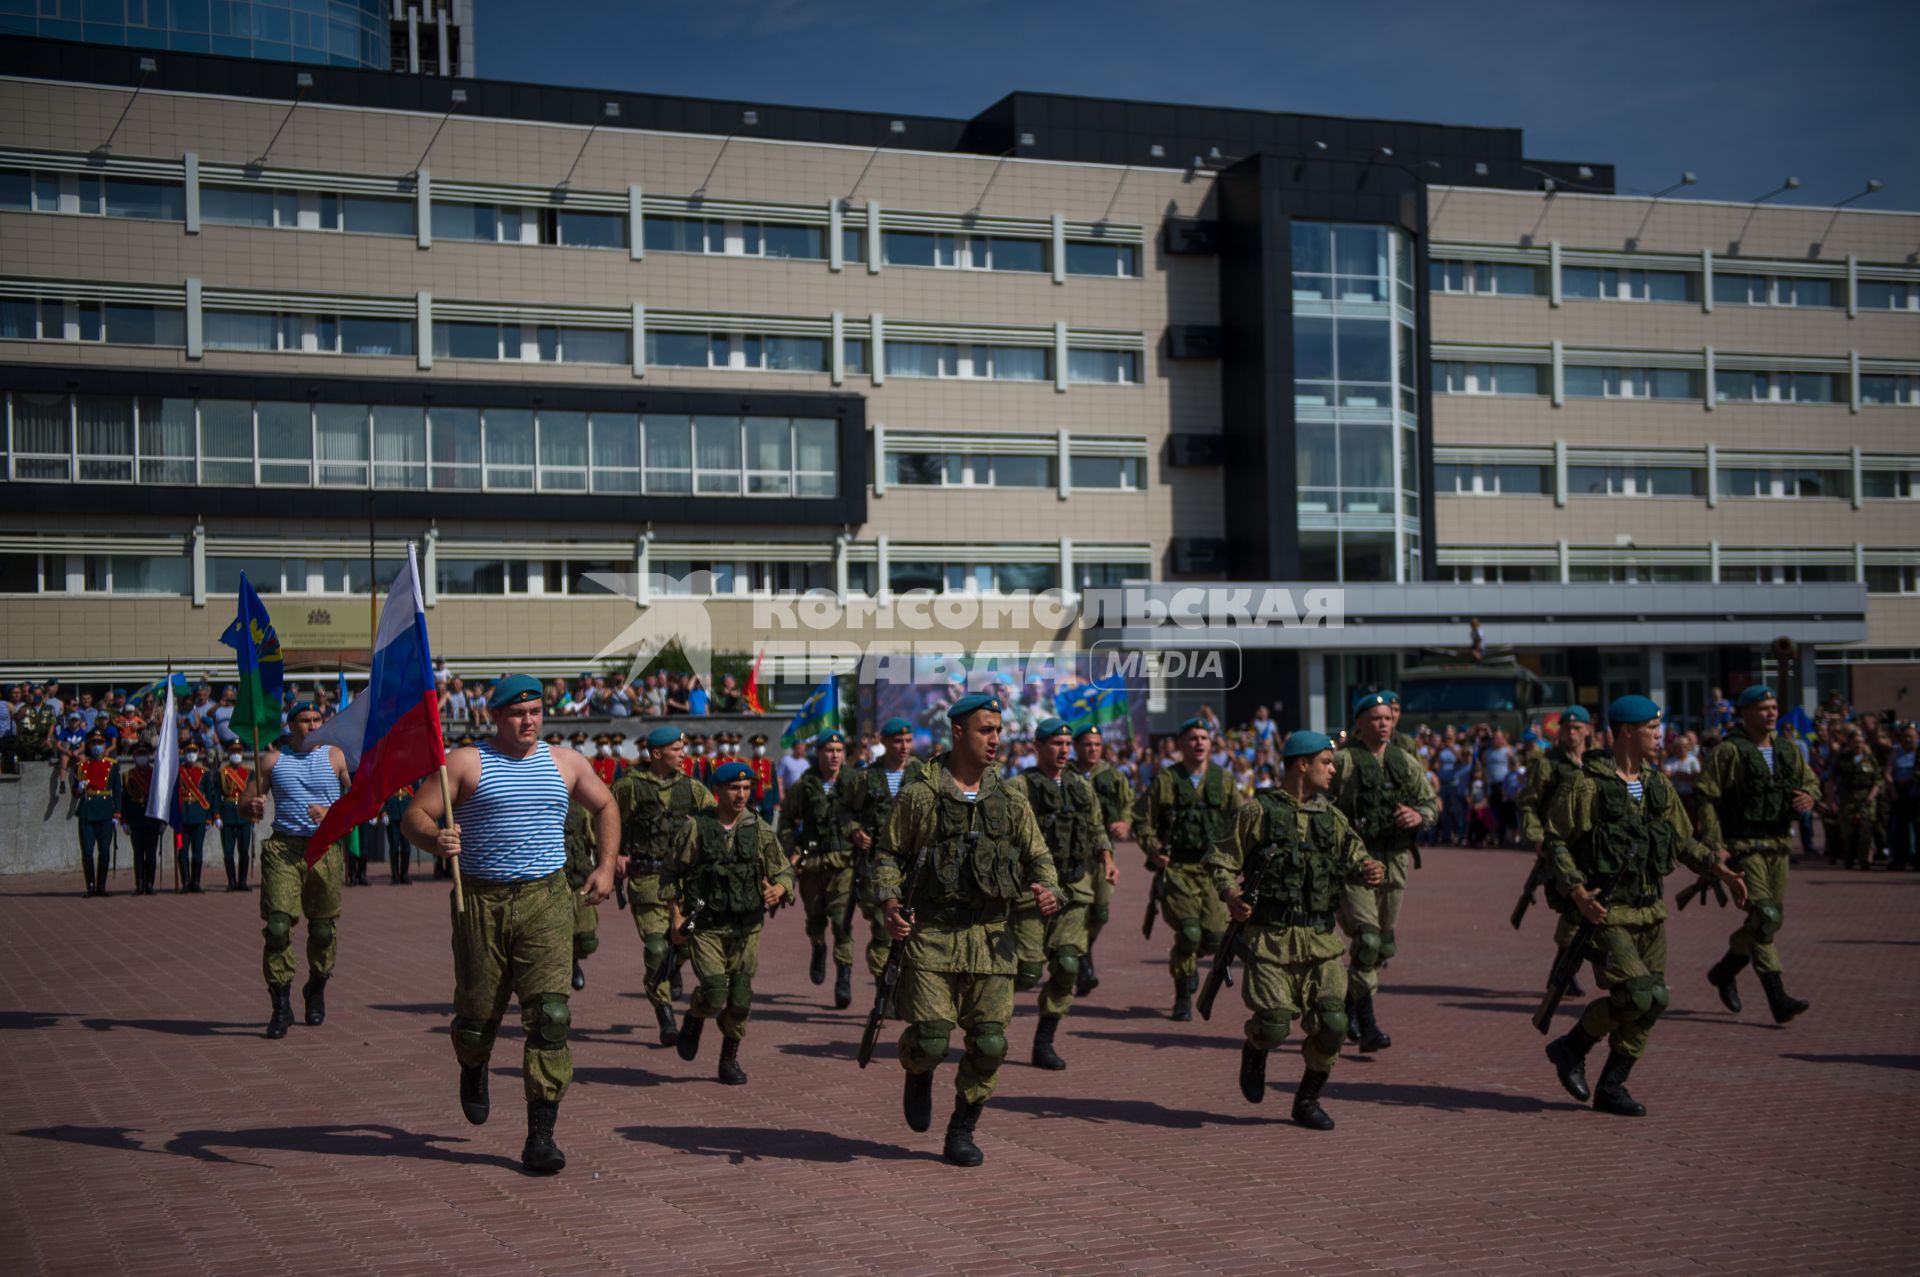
[271,745,342,837]
[454,740,569,882]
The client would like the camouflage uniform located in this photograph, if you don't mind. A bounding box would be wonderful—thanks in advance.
[1012,768,1108,1016]
[1074,757,1135,958]
[842,758,928,981]
[611,768,714,1016]
[563,803,599,971]
[1519,745,1588,958]
[661,808,795,1042]
[1135,762,1241,1002]
[1830,749,1882,870]
[1330,742,1437,998]
[778,770,859,972]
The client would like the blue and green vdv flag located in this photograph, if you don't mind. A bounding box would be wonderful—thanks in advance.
[781,675,843,749]
[217,573,284,745]
[1055,673,1129,737]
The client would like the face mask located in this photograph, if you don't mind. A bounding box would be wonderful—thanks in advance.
[694,746,706,756]
[754,746,765,757]
[598,745,612,757]
[89,745,105,757]
[229,752,243,765]
[183,752,200,765]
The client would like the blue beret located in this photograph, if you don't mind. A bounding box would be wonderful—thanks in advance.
[1035,717,1071,740]
[1736,685,1776,708]
[880,717,914,736]
[814,730,847,747]
[1352,690,1396,718]
[1564,706,1591,724]
[707,761,753,788]
[488,674,543,709]
[1071,721,1103,738]
[946,693,1001,722]
[645,725,683,748]
[1283,730,1335,759]
[1175,716,1209,735]
[288,701,318,718]
[1609,694,1661,726]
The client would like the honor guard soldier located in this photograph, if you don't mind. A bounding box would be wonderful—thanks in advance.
[383,784,416,884]
[842,718,928,995]
[1136,717,1242,1021]
[748,733,777,819]
[564,799,599,990]
[1070,724,1133,995]
[1210,731,1384,1128]
[1517,706,1594,996]
[175,740,213,892]
[403,674,619,1174]
[121,740,167,896]
[568,730,590,765]
[612,725,716,1044]
[780,730,861,1007]
[595,734,628,786]
[1331,691,1437,1052]
[75,730,121,897]
[877,694,1060,1166]
[218,744,254,891]
[1014,718,1116,1070]
[1698,685,1819,1023]
[665,761,796,1083]
[683,735,706,780]
[242,702,352,1039]
[1542,695,1747,1117]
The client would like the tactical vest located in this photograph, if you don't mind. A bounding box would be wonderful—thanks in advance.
[791,775,852,853]
[690,812,769,915]
[1721,732,1793,842]
[859,760,923,841]
[1573,763,1679,908]
[918,782,1025,914]
[1160,765,1235,863]
[621,773,702,865]
[1339,745,1426,853]
[1023,770,1102,883]
[1246,793,1343,923]
[1836,753,1879,803]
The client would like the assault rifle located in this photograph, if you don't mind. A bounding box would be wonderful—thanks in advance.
[613,861,628,911]
[1509,857,1549,930]
[1532,847,1642,1034]
[858,832,946,1068]
[1198,840,1275,1020]
[1674,872,1728,911]
[647,896,703,991]
[1142,863,1166,939]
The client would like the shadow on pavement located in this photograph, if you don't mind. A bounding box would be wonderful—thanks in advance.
[367,1003,455,1016]
[995,1094,1267,1129]
[775,1039,861,1062]
[1049,1003,1164,1021]
[0,1010,70,1031]
[1337,1081,1582,1115]
[79,1017,259,1037]
[1392,984,1544,1001]
[1782,1053,1920,1072]
[617,1124,938,1165]
[1072,1028,1239,1051]
[1819,939,1920,946]
[564,1064,699,1088]
[15,1123,523,1171]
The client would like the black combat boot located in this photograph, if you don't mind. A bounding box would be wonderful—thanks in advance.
[1707,951,1749,1014]
[1593,1050,1645,1116]
[521,1099,566,1173]
[1238,1042,1269,1104]
[1344,990,1361,1043]
[1075,948,1099,997]
[459,1064,490,1125]
[1186,971,1200,995]
[1758,971,1809,1024]
[718,1035,747,1085]
[675,1010,706,1062]
[264,983,293,1040]
[903,1069,934,1133]
[833,963,853,1010]
[1546,1023,1599,1103]
[1170,976,1193,1022]
[669,953,685,1001]
[301,975,327,1026]
[809,941,828,986]
[571,960,586,992]
[1291,1068,1335,1131]
[654,1001,679,1048]
[1352,991,1391,1052]
[942,1098,985,1167]
[1031,1014,1067,1071]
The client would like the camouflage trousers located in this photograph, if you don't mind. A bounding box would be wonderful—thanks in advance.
[1011,876,1093,1017]
[451,869,573,1103]
[1338,848,1411,996]
[1159,860,1228,980]
[565,869,599,964]
[626,872,677,1007]
[1728,849,1790,975]
[1577,919,1669,1060]
[1086,858,1115,945]
[1242,946,1348,1074]
[896,967,1015,1105]
[258,833,343,988]
[688,925,762,1041]
[798,865,855,967]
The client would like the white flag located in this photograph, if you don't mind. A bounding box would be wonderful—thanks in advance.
[148,678,180,823]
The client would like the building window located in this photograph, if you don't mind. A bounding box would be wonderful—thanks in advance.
[1075,562,1150,588]
[1711,273,1841,308]
[430,201,624,250]
[437,558,530,595]
[1432,362,1544,396]
[1065,241,1140,278]
[1866,566,1919,595]
[1562,266,1697,303]
[1568,465,1705,497]
[1569,564,1709,583]
[0,296,183,347]
[887,560,1060,594]
[1858,280,1920,312]
[643,330,826,373]
[1067,349,1140,385]
[1436,565,1548,584]
[1860,374,1920,407]
[0,168,183,221]
[1434,463,1551,496]
[1564,367,1699,400]
[881,232,1048,273]
[885,451,1055,488]
[203,184,411,235]
[1713,371,1839,404]
[884,342,1050,382]
[1069,455,1144,490]
[434,322,628,365]
[207,310,412,357]
[1430,260,1541,296]
[1717,468,1852,500]
[644,216,824,260]
[1861,469,1919,500]
[1719,564,1855,584]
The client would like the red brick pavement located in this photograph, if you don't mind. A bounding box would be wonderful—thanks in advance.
[1,846,1916,1276]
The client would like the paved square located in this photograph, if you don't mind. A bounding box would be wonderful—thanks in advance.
[1,847,1916,1275]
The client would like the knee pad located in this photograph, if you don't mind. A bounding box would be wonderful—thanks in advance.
[1310,998,1349,1055]
[1014,960,1046,992]
[526,994,570,1048]
[1752,903,1783,942]
[450,1016,493,1054]
[1643,981,1671,1026]
[263,911,294,952]
[1047,949,1081,995]
[727,974,754,1017]
[699,974,730,1006]
[1200,929,1225,954]
[1176,919,1203,951]
[1248,1008,1292,1051]
[909,1018,954,1063]
[1351,927,1383,973]
[1090,903,1111,927]
[642,934,668,966]
[576,931,599,956]
[967,1021,1008,1064]
[308,917,336,949]
[1377,928,1398,963]
[1612,974,1659,1018]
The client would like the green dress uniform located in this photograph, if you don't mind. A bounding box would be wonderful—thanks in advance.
[778,770,859,987]
[563,802,599,987]
[1698,727,1820,1022]
[842,758,928,984]
[120,764,167,895]
[877,758,1059,1153]
[219,763,256,890]
[1074,757,1135,986]
[1210,786,1375,1122]
[1543,754,1724,1114]
[1830,749,1881,870]
[661,807,795,1080]
[74,755,122,896]
[1013,766,1108,1068]
[611,767,714,1042]
[1135,761,1241,1016]
[1329,739,1437,1047]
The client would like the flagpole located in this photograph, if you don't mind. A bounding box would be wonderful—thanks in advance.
[167,659,179,894]
[438,763,464,913]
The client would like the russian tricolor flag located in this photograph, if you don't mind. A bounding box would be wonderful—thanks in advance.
[305,544,444,865]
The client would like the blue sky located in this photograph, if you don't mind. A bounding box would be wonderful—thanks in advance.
[476,0,1918,212]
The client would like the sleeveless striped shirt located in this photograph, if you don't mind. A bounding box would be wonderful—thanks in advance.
[271,745,342,836]
[454,740,569,882]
